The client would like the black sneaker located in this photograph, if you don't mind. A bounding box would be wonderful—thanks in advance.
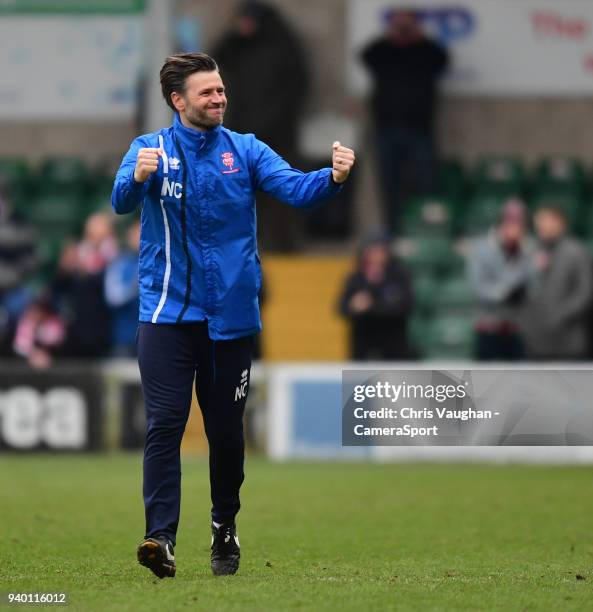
[210,522,240,576]
[137,536,176,579]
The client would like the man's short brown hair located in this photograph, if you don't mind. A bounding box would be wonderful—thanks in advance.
[160,52,219,111]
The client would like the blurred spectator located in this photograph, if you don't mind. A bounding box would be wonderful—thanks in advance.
[339,234,413,360]
[0,195,38,354]
[361,8,449,234]
[213,1,310,251]
[13,289,66,369]
[467,199,535,361]
[54,212,118,358]
[520,205,592,360]
[104,221,140,357]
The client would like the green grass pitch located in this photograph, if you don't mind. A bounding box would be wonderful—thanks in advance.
[1,454,592,611]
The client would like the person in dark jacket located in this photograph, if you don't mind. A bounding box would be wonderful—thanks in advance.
[361,8,449,234]
[340,235,413,360]
[520,205,592,360]
[0,195,38,355]
[212,1,310,251]
[53,212,117,358]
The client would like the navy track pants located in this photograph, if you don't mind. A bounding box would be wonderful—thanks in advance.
[137,321,253,546]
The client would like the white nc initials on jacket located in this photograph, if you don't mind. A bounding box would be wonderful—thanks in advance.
[161,176,183,199]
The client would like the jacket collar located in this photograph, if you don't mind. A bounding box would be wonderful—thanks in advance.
[172,112,221,151]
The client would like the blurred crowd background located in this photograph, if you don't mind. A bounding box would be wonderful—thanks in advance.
[3,0,593,366]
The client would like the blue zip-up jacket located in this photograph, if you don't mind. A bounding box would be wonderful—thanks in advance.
[112,113,342,340]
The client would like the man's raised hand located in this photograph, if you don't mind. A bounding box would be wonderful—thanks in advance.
[134,148,162,183]
[331,141,355,184]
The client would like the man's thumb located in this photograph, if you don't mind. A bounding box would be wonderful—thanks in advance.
[332,141,341,150]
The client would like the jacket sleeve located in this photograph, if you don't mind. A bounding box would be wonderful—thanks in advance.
[339,274,360,317]
[368,264,414,318]
[111,136,153,215]
[249,136,342,209]
[550,246,593,325]
[467,239,532,304]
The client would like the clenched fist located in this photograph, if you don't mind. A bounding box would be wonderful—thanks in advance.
[134,147,162,183]
[331,141,355,184]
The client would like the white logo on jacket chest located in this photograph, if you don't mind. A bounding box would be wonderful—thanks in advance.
[161,176,183,199]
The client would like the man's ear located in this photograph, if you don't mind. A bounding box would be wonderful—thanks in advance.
[171,92,185,113]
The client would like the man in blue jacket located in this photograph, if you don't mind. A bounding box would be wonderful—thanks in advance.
[112,52,355,578]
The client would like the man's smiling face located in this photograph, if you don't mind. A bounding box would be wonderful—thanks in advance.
[172,70,227,131]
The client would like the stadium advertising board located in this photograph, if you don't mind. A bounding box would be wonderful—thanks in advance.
[348,0,593,95]
[0,1,145,119]
[0,363,103,451]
